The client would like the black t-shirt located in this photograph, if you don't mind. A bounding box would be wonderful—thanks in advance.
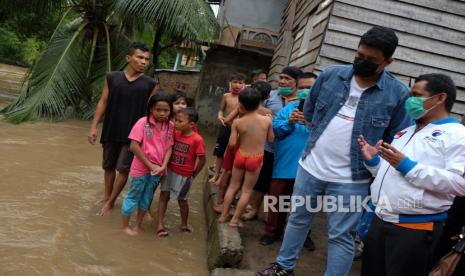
[100,71,156,144]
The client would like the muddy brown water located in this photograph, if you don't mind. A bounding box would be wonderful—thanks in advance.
[0,68,211,275]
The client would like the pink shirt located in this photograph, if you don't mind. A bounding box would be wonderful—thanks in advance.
[128,116,174,178]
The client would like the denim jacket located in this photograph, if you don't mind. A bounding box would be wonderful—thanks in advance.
[302,65,411,181]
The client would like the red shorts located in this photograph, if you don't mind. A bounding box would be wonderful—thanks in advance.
[222,143,239,171]
[233,149,264,172]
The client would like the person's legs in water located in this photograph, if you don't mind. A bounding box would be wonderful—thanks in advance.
[229,156,262,227]
[219,166,245,223]
[98,172,129,215]
[179,199,190,232]
[98,144,132,216]
[99,143,119,205]
[97,169,115,205]
[156,191,170,237]
[133,175,159,234]
[121,175,146,236]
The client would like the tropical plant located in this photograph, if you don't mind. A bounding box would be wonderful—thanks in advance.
[116,0,219,74]
[2,0,131,123]
[2,0,219,123]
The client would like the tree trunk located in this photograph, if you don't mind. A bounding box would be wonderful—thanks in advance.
[149,25,163,78]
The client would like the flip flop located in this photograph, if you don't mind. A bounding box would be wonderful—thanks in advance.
[157,228,169,237]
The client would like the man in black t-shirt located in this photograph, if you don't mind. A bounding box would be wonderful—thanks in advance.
[88,42,157,216]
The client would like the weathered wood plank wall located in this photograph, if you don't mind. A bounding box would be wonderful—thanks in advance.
[268,0,331,84]
[318,0,465,115]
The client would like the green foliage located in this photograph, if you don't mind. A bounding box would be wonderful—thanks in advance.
[0,27,21,64]
[21,38,47,65]
[0,7,61,66]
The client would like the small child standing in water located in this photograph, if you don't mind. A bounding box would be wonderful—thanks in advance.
[157,107,206,236]
[121,92,174,236]
[219,88,274,227]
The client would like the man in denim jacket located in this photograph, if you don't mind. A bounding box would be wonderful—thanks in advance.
[259,26,411,276]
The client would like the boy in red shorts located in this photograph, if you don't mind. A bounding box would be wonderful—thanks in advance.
[218,88,274,227]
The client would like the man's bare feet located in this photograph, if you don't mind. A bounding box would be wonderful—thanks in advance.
[123,227,138,236]
[213,203,223,214]
[241,208,257,221]
[229,220,244,228]
[143,212,154,222]
[96,202,113,216]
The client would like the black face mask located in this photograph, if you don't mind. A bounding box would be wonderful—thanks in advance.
[353,56,380,77]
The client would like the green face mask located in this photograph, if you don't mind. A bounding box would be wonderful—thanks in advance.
[296,88,310,100]
[405,96,434,119]
[278,86,293,96]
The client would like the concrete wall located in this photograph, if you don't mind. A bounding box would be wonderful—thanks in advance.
[195,45,272,129]
[155,70,201,101]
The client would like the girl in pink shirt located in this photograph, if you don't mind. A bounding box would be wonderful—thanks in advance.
[121,92,174,236]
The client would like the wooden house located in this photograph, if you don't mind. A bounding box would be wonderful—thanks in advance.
[269,0,465,116]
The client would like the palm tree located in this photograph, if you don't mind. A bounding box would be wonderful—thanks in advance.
[116,0,219,74]
[2,0,218,123]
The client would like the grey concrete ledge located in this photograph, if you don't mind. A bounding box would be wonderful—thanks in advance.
[203,181,244,271]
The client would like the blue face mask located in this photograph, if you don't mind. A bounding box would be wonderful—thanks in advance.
[278,86,293,96]
[296,88,310,100]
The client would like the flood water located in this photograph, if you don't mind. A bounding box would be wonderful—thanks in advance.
[0,99,210,275]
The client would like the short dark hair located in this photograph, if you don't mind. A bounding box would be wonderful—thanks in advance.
[170,90,187,103]
[179,107,199,123]
[251,69,267,79]
[415,73,456,112]
[359,26,398,59]
[128,42,149,55]
[230,72,246,82]
[239,88,261,111]
[298,72,317,81]
[251,81,272,101]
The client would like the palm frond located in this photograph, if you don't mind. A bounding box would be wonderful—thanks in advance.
[79,28,131,119]
[116,0,219,42]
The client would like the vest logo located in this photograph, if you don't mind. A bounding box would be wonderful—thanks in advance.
[432,130,443,137]
[394,130,407,139]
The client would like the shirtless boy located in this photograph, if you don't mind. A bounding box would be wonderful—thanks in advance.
[212,81,272,213]
[209,73,246,183]
[218,88,274,227]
